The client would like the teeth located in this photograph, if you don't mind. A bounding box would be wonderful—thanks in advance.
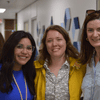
[52,49,59,51]
[93,40,100,42]
[19,56,27,58]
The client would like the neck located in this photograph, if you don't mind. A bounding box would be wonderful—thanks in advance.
[13,64,22,71]
[50,55,66,66]
[95,48,100,58]
[94,48,100,65]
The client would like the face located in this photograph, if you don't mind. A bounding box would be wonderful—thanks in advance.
[87,19,100,49]
[46,30,66,58]
[14,38,33,69]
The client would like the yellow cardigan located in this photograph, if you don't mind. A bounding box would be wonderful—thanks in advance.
[34,57,86,100]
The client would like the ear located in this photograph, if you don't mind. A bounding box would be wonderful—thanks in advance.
[86,38,88,41]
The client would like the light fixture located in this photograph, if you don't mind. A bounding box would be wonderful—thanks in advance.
[0,8,6,13]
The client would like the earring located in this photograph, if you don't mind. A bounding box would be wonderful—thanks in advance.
[86,38,88,41]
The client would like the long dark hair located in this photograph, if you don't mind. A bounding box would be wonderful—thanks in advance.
[38,25,79,65]
[79,12,100,66]
[0,31,36,97]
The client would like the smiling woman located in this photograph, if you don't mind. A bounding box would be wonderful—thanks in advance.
[80,10,100,100]
[87,19,100,49]
[34,25,86,100]
[13,38,34,71]
[0,31,36,100]
[45,30,67,62]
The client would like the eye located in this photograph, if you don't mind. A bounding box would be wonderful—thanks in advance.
[97,28,100,32]
[57,38,62,41]
[27,46,32,50]
[16,44,23,49]
[47,40,52,42]
[87,29,93,32]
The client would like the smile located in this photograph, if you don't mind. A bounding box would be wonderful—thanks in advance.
[18,56,28,59]
[92,39,100,42]
[52,48,60,51]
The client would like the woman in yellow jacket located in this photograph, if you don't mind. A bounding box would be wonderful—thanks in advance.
[34,25,86,100]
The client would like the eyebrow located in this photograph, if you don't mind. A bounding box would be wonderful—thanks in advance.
[47,38,52,40]
[47,37,62,39]
[87,27,93,29]
[17,44,32,46]
[87,27,100,29]
[87,27,94,29]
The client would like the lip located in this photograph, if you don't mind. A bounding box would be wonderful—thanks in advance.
[92,39,100,42]
[52,48,60,51]
[18,55,28,59]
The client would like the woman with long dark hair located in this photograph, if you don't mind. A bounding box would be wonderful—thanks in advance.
[80,10,100,100]
[0,31,36,100]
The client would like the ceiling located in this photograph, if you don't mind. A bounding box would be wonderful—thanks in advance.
[0,0,37,19]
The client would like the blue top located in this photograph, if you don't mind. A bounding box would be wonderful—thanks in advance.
[82,56,100,100]
[0,64,34,100]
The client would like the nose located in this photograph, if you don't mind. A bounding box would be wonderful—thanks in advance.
[52,40,57,46]
[21,48,28,54]
[93,30,99,37]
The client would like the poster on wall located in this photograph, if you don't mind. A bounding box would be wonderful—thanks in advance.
[72,20,75,40]
[73,41,81,52]
[61,23,64,28]
[37,22,41,37]
[37,24,39,37]
[72,17,80,40]
[50,16,53,25]
[64,8,71,31]
[74,17,80,29]
[37,25,45,47]
[42,25,45,34]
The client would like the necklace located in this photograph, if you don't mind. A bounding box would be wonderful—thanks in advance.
[12,74,27,100]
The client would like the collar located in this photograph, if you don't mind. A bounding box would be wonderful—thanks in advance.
[43,59,69,71]
[34,57,82,70]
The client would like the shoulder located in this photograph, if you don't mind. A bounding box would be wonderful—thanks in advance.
[69,57,79,68]
[34,60,44,69]
[69,57,86,70]
[69,57,77,65]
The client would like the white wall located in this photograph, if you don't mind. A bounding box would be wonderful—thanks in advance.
[18,2,37,30]
[17,0,96,50]
[0,20,5,39]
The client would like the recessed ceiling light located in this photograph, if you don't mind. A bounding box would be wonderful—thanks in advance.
[0,8,6,13]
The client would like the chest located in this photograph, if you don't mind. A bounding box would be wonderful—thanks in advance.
[45,66,70,100]
[0,71,33,100]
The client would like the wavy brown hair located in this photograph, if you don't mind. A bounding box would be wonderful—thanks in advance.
[38,25,79,65]
[79,12,100,66]
[0,32,5,60]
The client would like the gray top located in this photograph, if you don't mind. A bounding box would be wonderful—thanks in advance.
[82,56,100,100]
[44,60,70,100]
